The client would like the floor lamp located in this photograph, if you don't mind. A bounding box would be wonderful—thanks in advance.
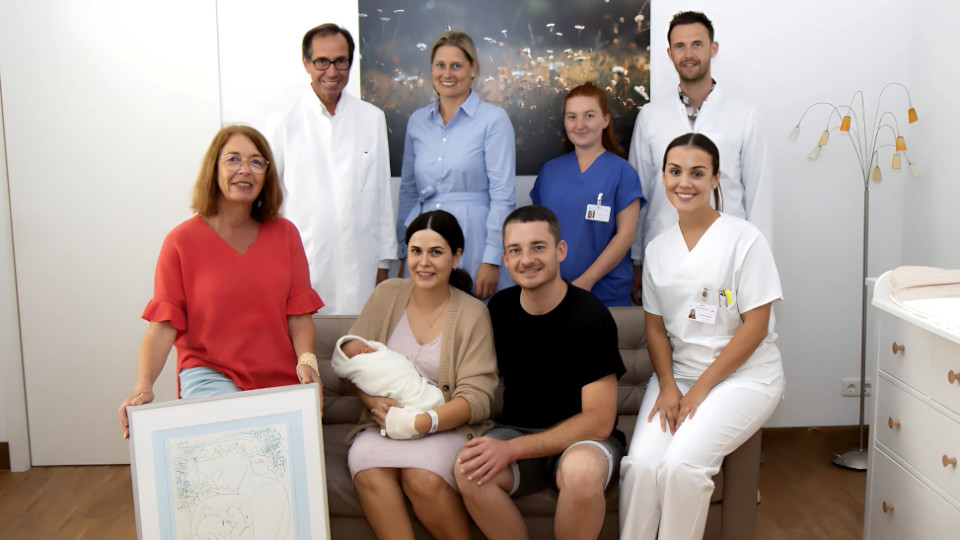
[787,83,919,471]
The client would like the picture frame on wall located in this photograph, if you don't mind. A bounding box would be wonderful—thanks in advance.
[358,0,652,175]
[126,384,328,540]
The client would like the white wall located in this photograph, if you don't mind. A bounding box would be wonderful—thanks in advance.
[0,0,223,464]
[0,88,10,444]
[903,0,960,268]
[1,80,32,471]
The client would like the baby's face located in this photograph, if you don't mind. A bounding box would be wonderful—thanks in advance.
[343,340,375,358]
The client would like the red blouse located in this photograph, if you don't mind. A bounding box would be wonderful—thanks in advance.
[142,216,323,391]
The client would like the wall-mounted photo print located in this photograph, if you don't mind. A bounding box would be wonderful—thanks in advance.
[358,0,651,175]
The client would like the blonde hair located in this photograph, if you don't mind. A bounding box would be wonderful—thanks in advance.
[430,30,478,67]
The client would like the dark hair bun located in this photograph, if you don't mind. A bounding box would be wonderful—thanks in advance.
[448,268,474,294]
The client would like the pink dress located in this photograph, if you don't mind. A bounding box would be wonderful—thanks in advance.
[347,313,467,489]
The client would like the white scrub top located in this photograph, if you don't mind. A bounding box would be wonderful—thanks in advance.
[642,214,783,397]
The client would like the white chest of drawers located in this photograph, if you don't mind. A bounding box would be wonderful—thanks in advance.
[866,272,960,539]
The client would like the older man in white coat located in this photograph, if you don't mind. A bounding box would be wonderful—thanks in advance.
[628,11,771,304]
[269,23,397,315]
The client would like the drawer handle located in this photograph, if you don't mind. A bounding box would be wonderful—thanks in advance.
[944,455,958,468]
[887,417,901,429]
[882,501,895,513]
[891,342,905,355]
[949,370,960,384]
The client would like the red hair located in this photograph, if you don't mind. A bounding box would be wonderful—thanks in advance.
[562,82,624,157]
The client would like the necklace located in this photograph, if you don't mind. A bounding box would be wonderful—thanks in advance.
[411,295,449,328]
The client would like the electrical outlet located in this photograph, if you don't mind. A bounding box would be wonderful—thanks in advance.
[841,377,873,397]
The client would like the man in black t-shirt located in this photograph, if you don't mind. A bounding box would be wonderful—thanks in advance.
[455,205,626,540]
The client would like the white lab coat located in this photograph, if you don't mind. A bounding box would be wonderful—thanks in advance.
[628,83,771,259]
[268,90,398,315]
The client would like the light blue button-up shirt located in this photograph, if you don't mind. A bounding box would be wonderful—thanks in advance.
[398,91,516,288]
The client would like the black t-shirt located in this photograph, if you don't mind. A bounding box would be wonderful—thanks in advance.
[488,284,626,442]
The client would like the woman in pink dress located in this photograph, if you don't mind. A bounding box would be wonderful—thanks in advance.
[346,210,498,540]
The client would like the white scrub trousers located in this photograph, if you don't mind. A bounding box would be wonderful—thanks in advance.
[618,372,783,539]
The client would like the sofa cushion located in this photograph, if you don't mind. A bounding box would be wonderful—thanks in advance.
[315,315,366,425]
[323,423,364,517]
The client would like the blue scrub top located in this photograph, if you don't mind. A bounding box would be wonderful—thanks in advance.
[531,151,644,306]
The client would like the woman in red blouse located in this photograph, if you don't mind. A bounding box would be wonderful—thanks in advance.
[118,125,324,437]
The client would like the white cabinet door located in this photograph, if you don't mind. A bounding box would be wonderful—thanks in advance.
[869,449,960,539]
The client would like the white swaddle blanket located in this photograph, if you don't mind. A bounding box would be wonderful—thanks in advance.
[332,335,445,413]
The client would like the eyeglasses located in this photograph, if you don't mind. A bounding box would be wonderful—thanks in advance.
[220,155,269,174]
[311,56,351,71]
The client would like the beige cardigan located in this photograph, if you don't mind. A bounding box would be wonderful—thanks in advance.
[345,278,498,441]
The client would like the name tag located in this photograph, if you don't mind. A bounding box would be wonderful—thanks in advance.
[687,302,717,325]
[585,204,611,222]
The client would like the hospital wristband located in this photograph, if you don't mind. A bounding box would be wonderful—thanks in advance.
[427,410,439,434]
[297,352,319,382]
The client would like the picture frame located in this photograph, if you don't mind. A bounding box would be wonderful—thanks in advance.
[358,0,652,175]
[127,384,329,540]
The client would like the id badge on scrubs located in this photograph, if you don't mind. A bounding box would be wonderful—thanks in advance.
[585,204,611,222]
[586,192,611,222]
[686,302,717,325]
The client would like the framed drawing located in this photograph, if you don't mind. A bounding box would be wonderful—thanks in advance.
[127,384,328,540]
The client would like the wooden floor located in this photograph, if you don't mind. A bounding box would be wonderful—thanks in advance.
[0,427,865,539]
[756,426,867,540]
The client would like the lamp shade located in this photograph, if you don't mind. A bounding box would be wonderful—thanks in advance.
[807,146,821,160]
[840,116,851,131]
[895,136,907,151]
[908,107,918,123]
[818,130,830,146]
[871,166,882,182]
[909,163,921,177]
[788,125,800,143]
[891,154,901,169]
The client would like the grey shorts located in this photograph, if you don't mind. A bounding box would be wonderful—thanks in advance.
[484,425,626,497]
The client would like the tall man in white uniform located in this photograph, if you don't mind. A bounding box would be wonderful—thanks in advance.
[629,11,770,303]
[269,23,397,314]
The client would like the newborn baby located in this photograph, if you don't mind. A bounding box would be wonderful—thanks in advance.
[332,335,445,414]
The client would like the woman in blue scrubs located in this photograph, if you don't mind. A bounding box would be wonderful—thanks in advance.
[530,82,644,306]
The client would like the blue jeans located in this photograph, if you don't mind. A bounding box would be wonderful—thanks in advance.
[178,366,241,398]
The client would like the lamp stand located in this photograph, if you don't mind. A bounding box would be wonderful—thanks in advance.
[788,83,919,472]
[832,184,870,471]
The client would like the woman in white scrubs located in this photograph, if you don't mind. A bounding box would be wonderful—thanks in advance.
[618,133,784,539]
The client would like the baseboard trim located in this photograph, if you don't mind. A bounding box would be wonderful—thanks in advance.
[0,442,10,470]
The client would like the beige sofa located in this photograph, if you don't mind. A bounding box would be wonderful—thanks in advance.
[314,306,761,539]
